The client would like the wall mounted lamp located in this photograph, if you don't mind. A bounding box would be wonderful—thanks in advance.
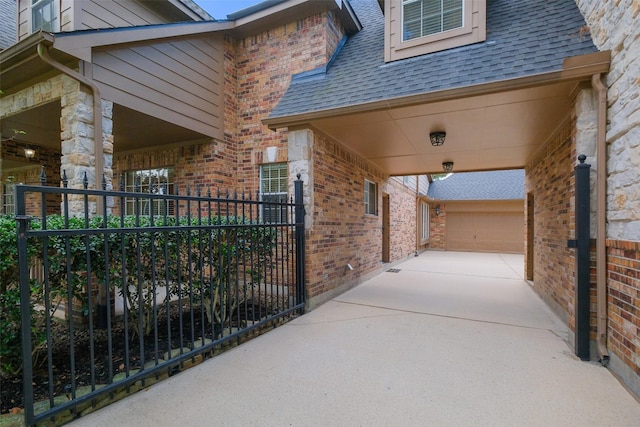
[24,148,36,159]
[442,161,454,172]
[429,131,446,146]
[434,205,441,216]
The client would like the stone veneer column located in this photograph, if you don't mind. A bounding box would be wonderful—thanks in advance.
[60,75,114,215]
[574,87,598,237]
[287,129,314,230]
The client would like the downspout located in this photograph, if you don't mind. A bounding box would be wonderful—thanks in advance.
[37,43,105,211]
[592,73,609,364]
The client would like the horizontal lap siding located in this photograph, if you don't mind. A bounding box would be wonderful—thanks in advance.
[79,0,166,29]
[93,36,224,140]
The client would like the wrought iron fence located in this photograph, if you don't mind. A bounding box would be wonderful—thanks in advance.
[14,172,306,426]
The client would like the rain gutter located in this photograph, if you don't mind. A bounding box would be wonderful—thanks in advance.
[592,72,609,364]
[37,42,105,211]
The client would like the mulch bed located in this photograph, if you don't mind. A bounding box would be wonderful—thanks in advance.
[1,304,268,414]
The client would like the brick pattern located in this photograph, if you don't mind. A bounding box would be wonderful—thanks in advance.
[606,239,640,377]
[429,204,446,249]
[306,131,417,299]
[0,140,61,216]
[234,12,338,194]
[525,120,577,328]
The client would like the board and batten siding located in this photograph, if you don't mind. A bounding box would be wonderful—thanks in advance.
[91,35,224,140]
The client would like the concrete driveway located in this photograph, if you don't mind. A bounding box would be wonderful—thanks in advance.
[70,251,640,426]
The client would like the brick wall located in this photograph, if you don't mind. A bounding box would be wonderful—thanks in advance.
[606,239,640,394]
[429,203,446,249]
[234,12,342,194]
[525,121,577,327]
[0,140,61,216]
[306,131,417,303]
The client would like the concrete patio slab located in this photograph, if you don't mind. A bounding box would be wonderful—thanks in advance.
[69,251,640,427]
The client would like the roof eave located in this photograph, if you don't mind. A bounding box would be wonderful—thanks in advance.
[263,50,611,130]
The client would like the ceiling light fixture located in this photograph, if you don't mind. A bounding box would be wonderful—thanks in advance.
[442,161,454,172]
[24,148,36,159]
[429,131,446,146]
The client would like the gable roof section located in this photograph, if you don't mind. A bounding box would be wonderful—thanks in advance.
[427,170,525,201]
[267,0,599,122]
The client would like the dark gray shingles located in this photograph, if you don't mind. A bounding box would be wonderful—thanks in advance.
[270,0,598,118]
[427,170,525,201]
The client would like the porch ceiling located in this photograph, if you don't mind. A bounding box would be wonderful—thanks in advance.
[1,102,207,159]
[300,80,578,176]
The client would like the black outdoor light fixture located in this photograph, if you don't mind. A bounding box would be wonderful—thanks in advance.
[434,205,441,216]
[442,161,454,172]
[429,131,446,146]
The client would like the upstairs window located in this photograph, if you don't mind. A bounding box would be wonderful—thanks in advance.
[403,0,463,41]
[32,0,57,32]
[385,0,486,62]
[260,163,288,223]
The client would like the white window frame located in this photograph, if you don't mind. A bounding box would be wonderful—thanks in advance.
[123,168,175,216]
[420,201,430,242]
[364,179,377,216]
[402,0,464,42]
[260,163,288,223]
[2,183,16,215]
[31,0,58,33]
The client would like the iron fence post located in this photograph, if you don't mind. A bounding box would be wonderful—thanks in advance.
[294,175,306,310]
[15,186,35,426]
[574,154,591,361]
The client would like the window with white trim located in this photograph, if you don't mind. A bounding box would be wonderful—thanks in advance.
[31,0,57,33]
[364,180,377,216]
[260,163,288,223]
[420,202,430,242]
[403,0,463,41]
[123,168,175,216]
[2,183,16,215]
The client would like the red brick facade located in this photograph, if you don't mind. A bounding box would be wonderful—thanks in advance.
[110,10,420,308]
[607,240,640,378]
[525,122,576,327]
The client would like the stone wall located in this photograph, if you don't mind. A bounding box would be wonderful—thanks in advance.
[574,0,640,395]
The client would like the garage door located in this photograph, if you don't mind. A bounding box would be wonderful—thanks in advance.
[446,211,524,253]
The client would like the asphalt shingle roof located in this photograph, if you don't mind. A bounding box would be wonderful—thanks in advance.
[427,170,525,201]
[269,0,598,119]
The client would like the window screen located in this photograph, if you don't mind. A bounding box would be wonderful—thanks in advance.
[260,163,288,223]
[364,180,377,216]
[403,0,463,41]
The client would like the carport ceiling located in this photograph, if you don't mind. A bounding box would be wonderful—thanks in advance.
[305,80,577,175]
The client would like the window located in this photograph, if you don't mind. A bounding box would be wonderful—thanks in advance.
[260,163,288,223]
[124,168,174,216]
[385,0,486,62]
[364,180,377,216]
[403,0,463,41]
[2,183,16,215]
[420,202,430,242]
[31,0,57,33]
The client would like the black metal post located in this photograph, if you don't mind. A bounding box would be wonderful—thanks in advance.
[574,154,591,361]
[16,186,35,426]
[294,174,306,310]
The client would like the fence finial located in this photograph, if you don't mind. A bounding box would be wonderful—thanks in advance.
[62,170,68,188]
[83,172,88,189]
[40,166,46,185]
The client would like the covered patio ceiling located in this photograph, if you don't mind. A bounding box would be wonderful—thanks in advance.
[306,80,577,175]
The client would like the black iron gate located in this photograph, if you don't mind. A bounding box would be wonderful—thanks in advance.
[14,172,306,425]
